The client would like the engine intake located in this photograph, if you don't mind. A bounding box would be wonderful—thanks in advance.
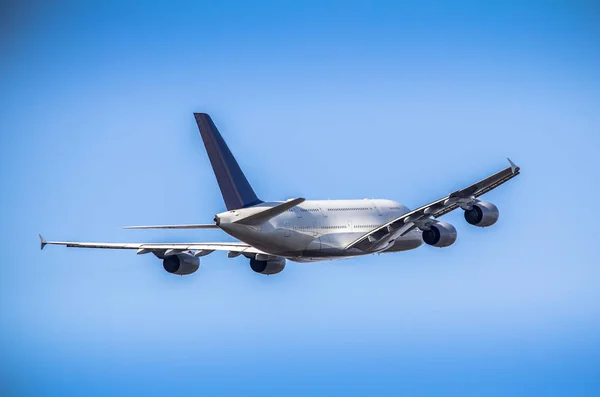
[163,253,200,275]
[250,256,286,275]
[464,201,499,227]
[422,221,457,248]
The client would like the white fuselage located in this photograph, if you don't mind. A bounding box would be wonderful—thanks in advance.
[216,199,423,262]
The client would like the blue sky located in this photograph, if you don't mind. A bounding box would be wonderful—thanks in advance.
[1,1,599,396]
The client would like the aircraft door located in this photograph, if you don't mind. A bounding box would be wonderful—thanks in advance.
[284,222,290,237]
[371,200,383,216]
[318,205,327,218]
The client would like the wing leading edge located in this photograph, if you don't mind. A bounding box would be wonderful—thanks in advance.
[345,158,521,250]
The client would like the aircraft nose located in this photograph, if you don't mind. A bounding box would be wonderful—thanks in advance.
[214,215,221,226]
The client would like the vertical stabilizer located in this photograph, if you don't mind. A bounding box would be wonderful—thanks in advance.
[194,113,262,210]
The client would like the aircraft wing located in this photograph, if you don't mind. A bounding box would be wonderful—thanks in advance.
[39,235,267,256]
[345,159,521,250]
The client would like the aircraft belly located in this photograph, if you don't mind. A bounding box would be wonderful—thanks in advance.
[223,224,318,257]
[301,236,321,257]
[317,232,363,256]
[385,231,423,252]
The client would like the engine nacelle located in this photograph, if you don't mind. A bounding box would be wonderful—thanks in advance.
[163,253,200,275]
[422,221,457,248]
[464,201,499,227]
[250,256,286,275]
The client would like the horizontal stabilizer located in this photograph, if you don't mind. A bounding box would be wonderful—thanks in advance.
[235,198,305,225]
[123,224,218,230]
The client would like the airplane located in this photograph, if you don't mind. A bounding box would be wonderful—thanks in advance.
[39,113,521,276]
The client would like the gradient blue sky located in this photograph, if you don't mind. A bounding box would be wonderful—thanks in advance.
[1,1,599,396]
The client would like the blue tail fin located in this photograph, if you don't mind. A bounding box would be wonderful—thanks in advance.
[194,113,262,210]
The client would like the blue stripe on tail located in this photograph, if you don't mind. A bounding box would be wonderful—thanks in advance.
[194,113,262,211]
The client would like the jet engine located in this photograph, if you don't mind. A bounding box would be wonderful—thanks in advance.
[463,201,499,227]
[162,253,200,275]
[250,255,286,275]
[422,221,457,248]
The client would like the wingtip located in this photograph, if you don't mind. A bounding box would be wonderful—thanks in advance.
[507,158,520,173]
[39,234,47,250]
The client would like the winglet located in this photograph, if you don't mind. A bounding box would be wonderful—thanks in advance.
[39,234,47,250]
[507,158,519,174]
